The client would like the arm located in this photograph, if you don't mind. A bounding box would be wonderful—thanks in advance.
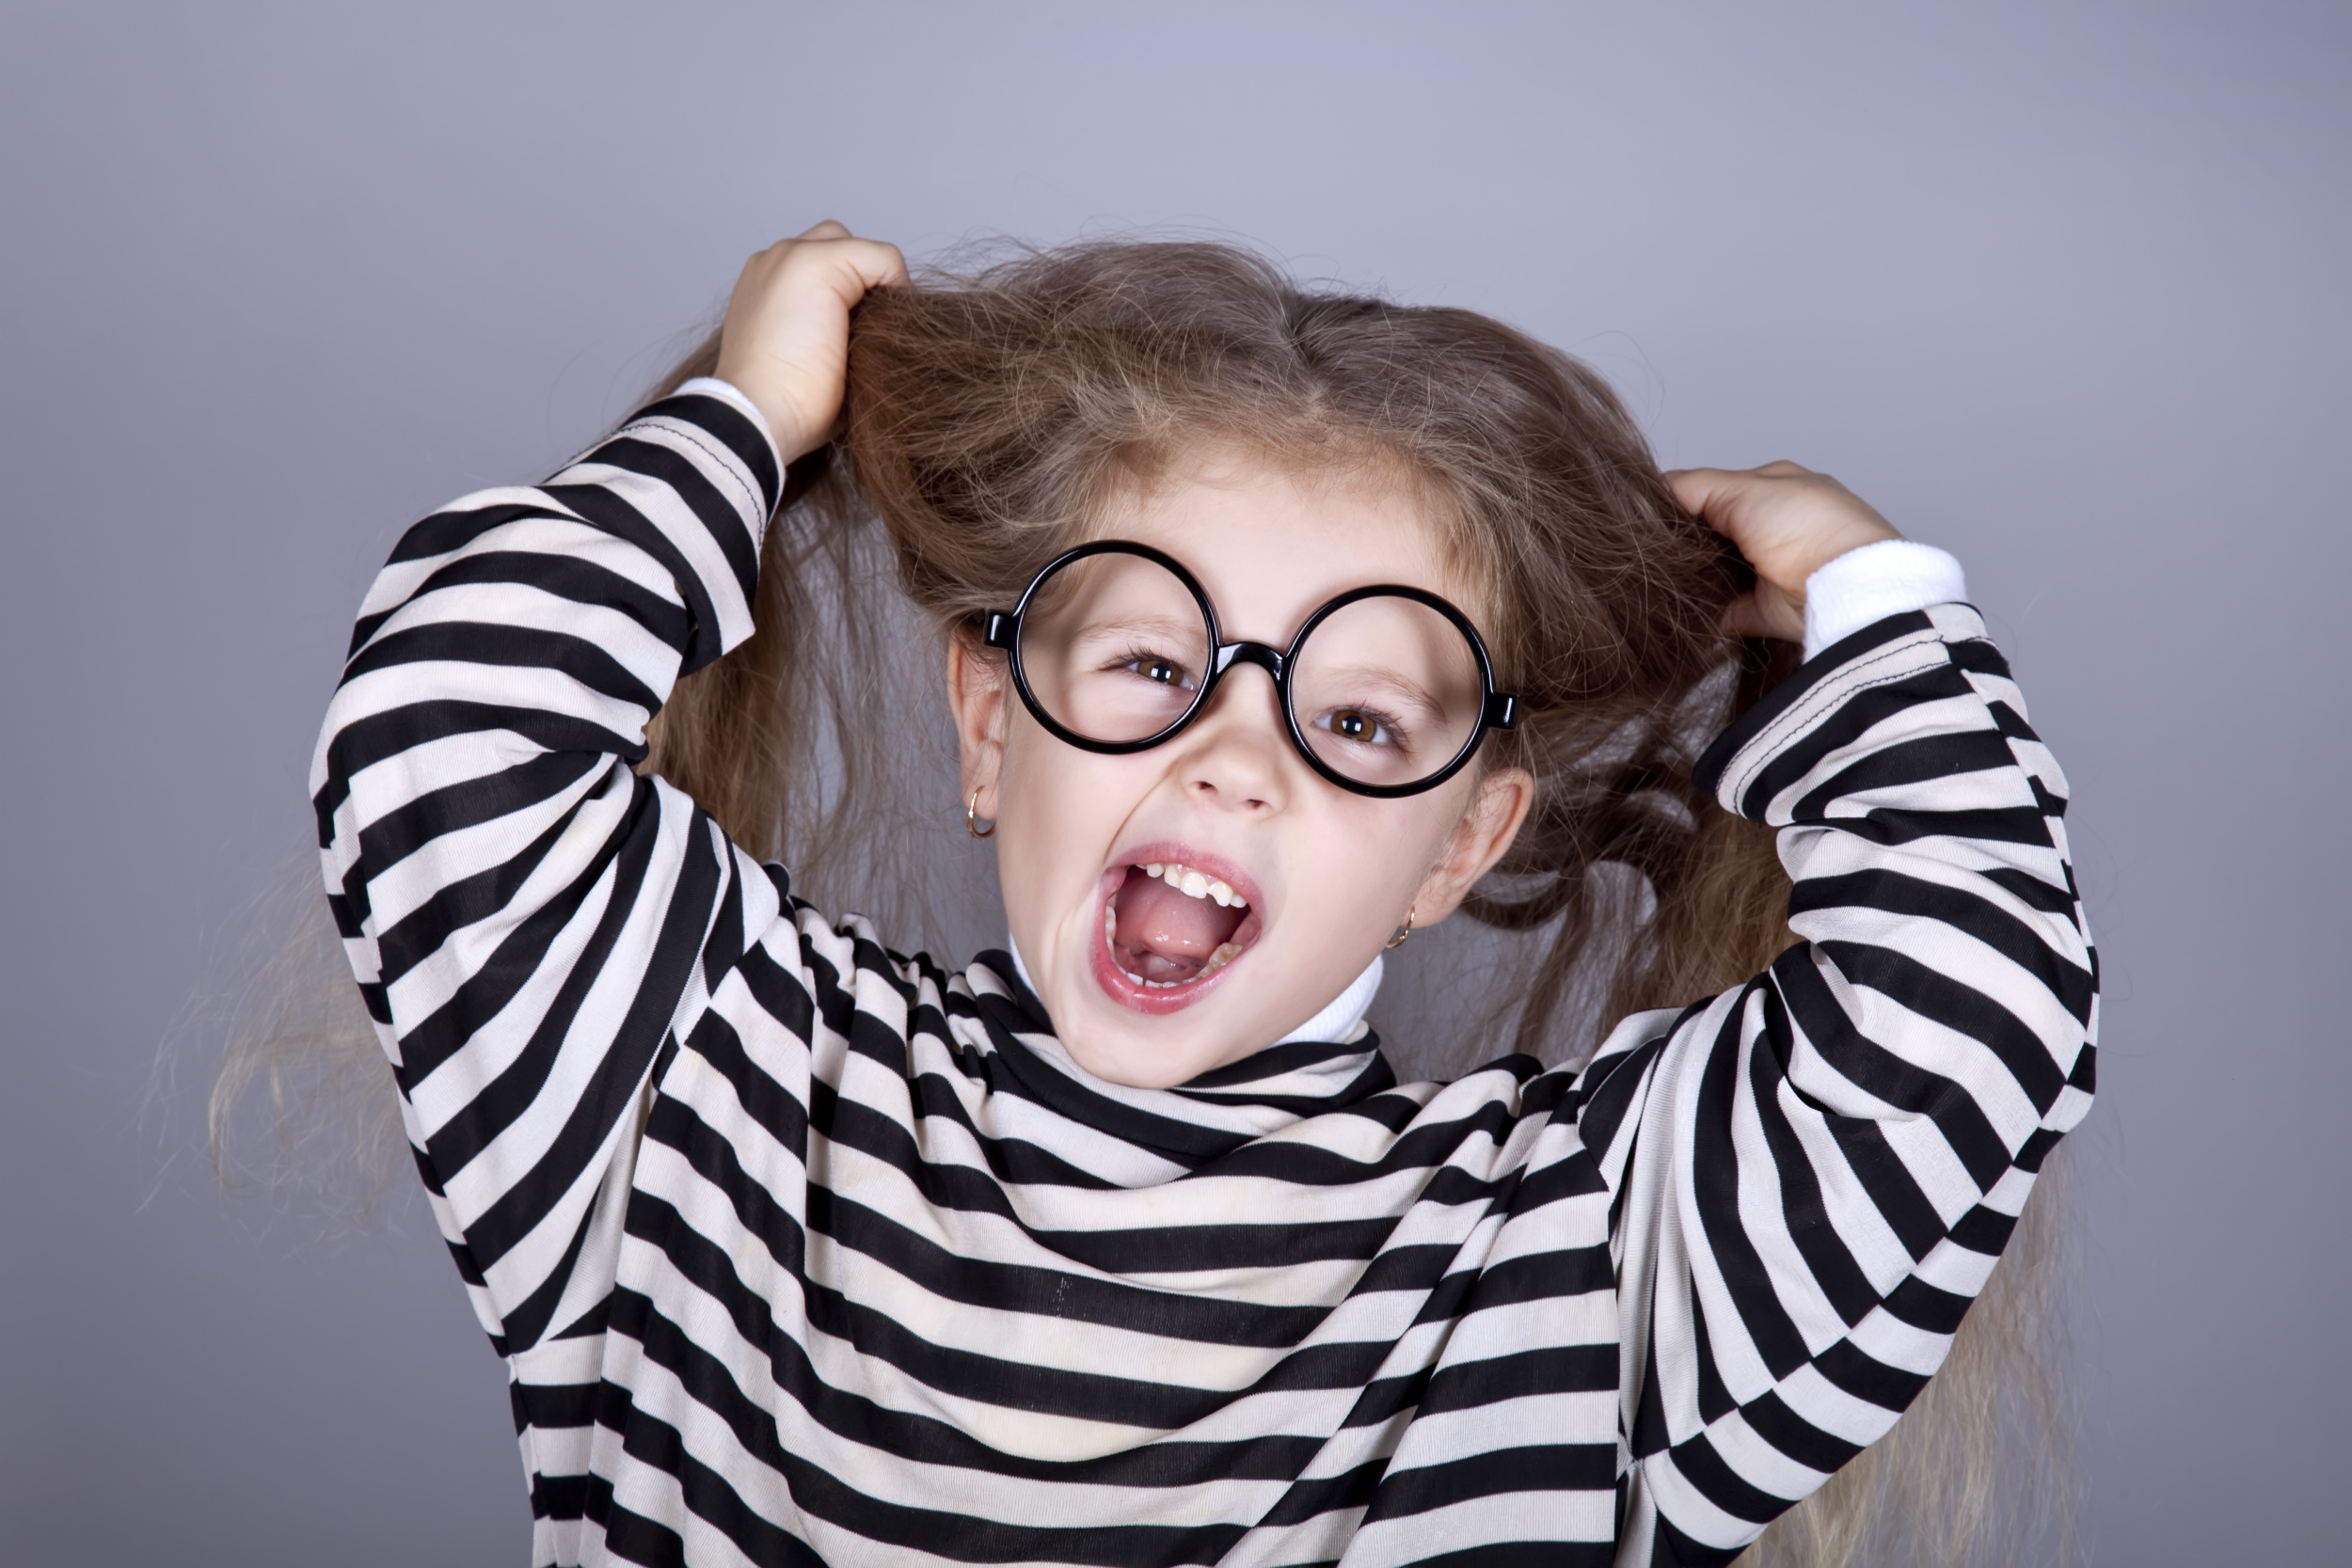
[1578,468,2095,1564]
[314,385,782,1353]
[311,226,903,1354]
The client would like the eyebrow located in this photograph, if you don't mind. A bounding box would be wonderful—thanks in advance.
[1067,610,1204,640]
[1297,658,1448,718]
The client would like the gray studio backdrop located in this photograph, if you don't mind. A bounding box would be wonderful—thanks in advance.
[3,3,2344,1562]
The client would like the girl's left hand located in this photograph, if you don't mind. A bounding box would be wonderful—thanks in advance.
[1665,461,1903,641]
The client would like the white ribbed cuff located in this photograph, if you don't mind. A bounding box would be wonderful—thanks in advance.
[1802,540,1968,660]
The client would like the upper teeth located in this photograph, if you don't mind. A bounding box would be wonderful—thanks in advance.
[1141,862,1245,908]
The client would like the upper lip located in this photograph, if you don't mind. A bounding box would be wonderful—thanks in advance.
[1106,839,1268,914]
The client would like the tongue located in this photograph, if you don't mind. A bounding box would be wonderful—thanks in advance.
[1110,867,1245,984]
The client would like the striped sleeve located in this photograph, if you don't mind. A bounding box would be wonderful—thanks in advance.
[1574,605,2097,1567]
[310,391,783,1356]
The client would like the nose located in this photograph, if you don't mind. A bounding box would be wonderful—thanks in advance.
[1171,659,1293,815]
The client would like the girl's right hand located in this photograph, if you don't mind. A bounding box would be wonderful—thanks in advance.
[714,221,909,463]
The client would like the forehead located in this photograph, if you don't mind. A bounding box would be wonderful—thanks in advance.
[1094,452,1473,642]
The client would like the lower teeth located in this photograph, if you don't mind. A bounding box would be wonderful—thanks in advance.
[1113,941,1247,989]
[1104,904,1247,990]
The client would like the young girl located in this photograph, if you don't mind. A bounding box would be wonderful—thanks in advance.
[312,222,2093,1565]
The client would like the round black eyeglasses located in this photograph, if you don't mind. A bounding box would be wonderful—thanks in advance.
[982,541,1519,799]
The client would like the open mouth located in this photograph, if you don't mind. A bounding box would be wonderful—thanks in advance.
[1093,849,1264,1011]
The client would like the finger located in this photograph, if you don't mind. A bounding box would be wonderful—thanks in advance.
[1754,459,1813,478]
[818,239,908,293]
[778,237,907,305]
[798,218,852,241]
[851,239,910,289]
[1662,467,1751,531]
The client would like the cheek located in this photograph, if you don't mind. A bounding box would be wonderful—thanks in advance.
[991,727,1145,903]
[1277,800,1458,943]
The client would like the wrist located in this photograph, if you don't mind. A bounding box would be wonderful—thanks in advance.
[674,376,788,469]
[1787,519,1903,593]
[708,355,818,462]
[1801,539,1968,660]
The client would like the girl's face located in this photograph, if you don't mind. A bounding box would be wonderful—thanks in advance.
[948,452,1534,1089]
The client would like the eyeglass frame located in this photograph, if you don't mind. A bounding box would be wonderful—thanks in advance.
[980,540,1520,800]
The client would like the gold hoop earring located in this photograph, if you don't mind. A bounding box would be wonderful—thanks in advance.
[966,787,995,839]
[1385,903,1416,949]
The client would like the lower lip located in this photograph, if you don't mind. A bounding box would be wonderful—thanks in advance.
[1087,866,1249,1016]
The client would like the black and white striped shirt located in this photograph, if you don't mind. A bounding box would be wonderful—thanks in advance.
[314,391,2096,1566]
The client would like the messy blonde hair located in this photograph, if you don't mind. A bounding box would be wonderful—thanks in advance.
[215,240,2073,1565]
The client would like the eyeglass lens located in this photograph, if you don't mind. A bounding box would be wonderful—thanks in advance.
[1015,552,1486,789]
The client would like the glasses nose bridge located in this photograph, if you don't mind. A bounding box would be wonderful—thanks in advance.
[1212,640,1286,686]
[1180,641,1296,805]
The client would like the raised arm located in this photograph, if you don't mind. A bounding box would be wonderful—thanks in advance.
[1575,467,2097,1564]
[311,226,903,1355]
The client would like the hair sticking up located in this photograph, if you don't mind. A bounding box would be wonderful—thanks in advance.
[214,237,2072,1565]
[658,241,1802,1070]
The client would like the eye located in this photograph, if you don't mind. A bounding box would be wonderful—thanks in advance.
[1316,705,1401,749]
[1105,647,1197,690]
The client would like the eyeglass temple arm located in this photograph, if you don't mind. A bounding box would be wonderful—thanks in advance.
[1483,692,1519,731]
[983,612,1015,650]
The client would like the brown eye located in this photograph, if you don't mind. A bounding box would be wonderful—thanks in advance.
[1110,651,1196,692]
[1311,704,1405,751]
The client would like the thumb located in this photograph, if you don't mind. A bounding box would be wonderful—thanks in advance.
[1719,583,1804,643]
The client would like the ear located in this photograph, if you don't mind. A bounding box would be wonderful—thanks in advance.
[1409,765,1534,926]
[946,633,1009,814]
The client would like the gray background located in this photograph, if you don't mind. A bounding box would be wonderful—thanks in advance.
[3,2,2344,1561]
